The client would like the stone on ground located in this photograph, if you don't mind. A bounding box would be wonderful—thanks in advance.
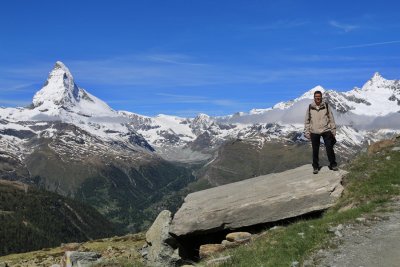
[206,255,232,266]
[225,232,252,242]
[221,239,240,248]
[61,251,101,267]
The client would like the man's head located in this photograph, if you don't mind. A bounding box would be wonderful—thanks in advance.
[314,91,323,105]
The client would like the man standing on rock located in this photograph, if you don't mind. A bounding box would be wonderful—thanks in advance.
[304,91,338,174]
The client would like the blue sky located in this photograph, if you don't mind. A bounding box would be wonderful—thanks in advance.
[1,0,400,117]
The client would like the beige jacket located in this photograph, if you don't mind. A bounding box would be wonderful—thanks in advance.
[304,101,336,135]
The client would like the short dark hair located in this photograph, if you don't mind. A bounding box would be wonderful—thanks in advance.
[314,91,322,97]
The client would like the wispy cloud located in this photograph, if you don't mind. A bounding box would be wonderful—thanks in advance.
[156,109,229,117]
[0,99,31,107]
[0,65,50,96]
[144,54,206,66]
[278,54,359,62]
[0,55,239,89]
[329,20,359,32]
[276,54,400,63]
[0,56,387,116]
[0,82,37,93]
[0,50,386,95]
[332,40,400,50]
[0,54,382,92]
[245,20,309,31]
[66,54,264,87]
[156,93,237,107]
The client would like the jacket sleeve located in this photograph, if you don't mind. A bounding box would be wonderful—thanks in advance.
[304,105,311,135]
[327,104,336,135]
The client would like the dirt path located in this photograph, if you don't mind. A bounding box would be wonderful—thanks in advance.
[307,200,400,267]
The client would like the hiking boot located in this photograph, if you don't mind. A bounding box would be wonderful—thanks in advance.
[329,165,339,171]
[313,168,319,174]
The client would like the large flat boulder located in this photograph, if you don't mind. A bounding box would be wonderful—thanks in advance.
[170,165,345,237]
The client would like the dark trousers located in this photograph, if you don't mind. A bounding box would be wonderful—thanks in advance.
[311,131,337,169]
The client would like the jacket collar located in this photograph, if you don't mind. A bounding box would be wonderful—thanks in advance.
[310,101,326,109]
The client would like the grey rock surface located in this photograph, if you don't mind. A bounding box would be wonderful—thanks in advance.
[63,251,101,267]
[170,165,345,236]
[145,210,181,267]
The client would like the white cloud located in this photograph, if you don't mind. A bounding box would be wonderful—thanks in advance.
[329,20,359,32]
[0,82,36,93]
[155,93,238,107]
[279,54,400,63]
[144,54,205,66]
[0,99,31,107]
[0,54,385,94]
[245,20,309,31]
[332,40,400,50]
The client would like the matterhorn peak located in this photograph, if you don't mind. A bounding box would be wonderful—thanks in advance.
[32,61,80,108]
[28,61,116,118]
[54,61,71,73]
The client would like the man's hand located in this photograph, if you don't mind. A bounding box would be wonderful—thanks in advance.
[304,133,310,139]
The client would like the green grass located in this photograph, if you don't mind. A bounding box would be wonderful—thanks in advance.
[0,233,146,266]
[204,141,400,267]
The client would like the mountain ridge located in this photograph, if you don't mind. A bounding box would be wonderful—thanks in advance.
[2,62,399,156]
[1,61,399,231]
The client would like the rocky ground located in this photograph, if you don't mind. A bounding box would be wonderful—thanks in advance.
[305,199,400,267]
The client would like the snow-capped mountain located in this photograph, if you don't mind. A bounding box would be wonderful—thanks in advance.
[32,61,114,115]
[2,62,400,164]
[213,73,400,140]
[1,61,399,230]
[246,73,400,117]
[0,62,194,231]
[1,61,153,158]
[120,71,400,166]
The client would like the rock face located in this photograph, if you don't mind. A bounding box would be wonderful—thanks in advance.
[145,210,181,267]
[170,165,345,237]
